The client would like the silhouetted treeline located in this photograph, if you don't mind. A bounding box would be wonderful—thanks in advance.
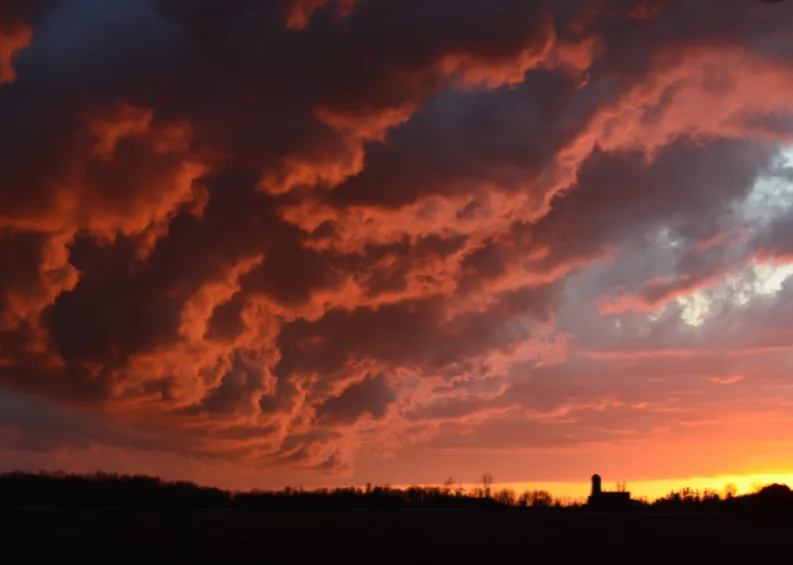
[2,471,793,517]
[0,471,526,510]
[650,483,793,517]
[0,471,231,509]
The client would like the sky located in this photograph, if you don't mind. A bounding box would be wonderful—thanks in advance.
[2,0,793,500]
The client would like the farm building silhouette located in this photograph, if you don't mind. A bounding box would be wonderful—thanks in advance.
[587,474,632,510]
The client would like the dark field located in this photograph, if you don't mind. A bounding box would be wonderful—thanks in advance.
[1,508,791,563]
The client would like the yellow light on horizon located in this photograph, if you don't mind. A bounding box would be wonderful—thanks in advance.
[396,472,793,504]
[492,472,793,502]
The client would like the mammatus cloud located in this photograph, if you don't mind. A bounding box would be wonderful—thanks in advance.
[1,0,793,485]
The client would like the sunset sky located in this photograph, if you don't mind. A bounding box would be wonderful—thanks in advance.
[2,0,793,500]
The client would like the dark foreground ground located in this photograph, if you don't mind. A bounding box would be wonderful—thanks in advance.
[0,508,790,563]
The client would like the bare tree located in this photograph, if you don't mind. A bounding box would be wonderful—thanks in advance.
[616,481,627,493]
[529,490,553,508]
[724,483,738,498]
[494,488,516,506]
[480,473,493,499]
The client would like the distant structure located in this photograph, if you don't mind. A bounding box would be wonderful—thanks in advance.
[587,474,632,510]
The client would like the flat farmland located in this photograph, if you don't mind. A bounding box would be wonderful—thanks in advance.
[0,508,788,563]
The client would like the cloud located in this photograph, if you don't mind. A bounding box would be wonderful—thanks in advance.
[315,373,397,425]
[0,26,31,86]
[0,1,36,86]
[282,0,357,30]
[2,0,793,484]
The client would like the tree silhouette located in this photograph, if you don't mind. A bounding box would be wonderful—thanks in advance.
[494,488,516,506]
[528,490,553,508]
[480,473,493,499]
[1,470,793,516]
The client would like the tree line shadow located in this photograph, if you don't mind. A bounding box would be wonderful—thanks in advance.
[1,471,792,517]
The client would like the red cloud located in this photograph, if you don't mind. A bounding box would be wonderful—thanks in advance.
[2,0,793,484]
[0,25,30,86]
[282,0,357,30]
[0,0,37,85]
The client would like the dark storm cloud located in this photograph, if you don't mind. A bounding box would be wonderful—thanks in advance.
[326,68,601,209]
[0,0,793,477]
[275,281,561,380]
[315,373,397,424]
[448,136,774,297]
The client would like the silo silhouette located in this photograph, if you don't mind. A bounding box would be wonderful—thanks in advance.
[591,474,602,497]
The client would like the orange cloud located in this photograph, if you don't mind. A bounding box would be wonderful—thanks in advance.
[0,26,31,86]
[3,0,793,488]
[283,0,357,30]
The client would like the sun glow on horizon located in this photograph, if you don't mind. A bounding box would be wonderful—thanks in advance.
[390,472,793,504]
[500,472,793,502]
